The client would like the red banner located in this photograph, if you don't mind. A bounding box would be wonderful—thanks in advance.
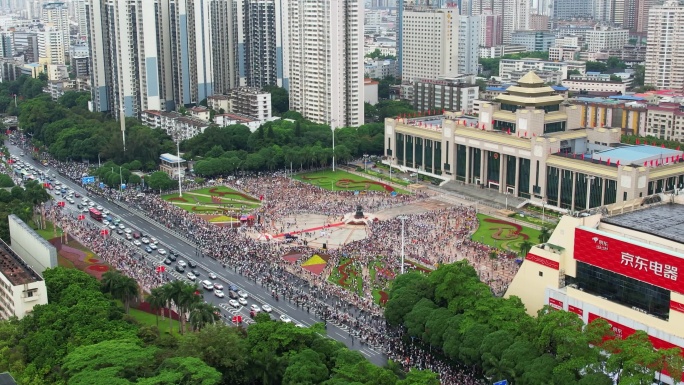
[526,253,560,270]
[549,297,563,310]
[568,305,583,316]
[671,300,684,314]
[575,228,683,294]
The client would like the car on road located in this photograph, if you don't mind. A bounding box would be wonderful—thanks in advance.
[213,283,223,291]
[188,260,197,268]
[163,258,172,265]
[74,192,80,198]
[214,290,225,298]
[125,234,132,240]
[81,207,88,213]
[202,280,213,290]
[158,249,167,255]
[102,209,110,216]
[228,299,240,308]
[116,229,124,235]
[103,220,110,226]
[229,284,238,292]
[132,231,141,239]
[54,190,61,195]
[175,265,185,273]
[150,237,158,244]
[141,238,150,244]
[238,298,248,306]
[88,202,95,208]
[170,249,179,257]
[250,304,261,312]
[108,224,116,230]
[295,323,306,328]
[191,269,199,276]
[208,272,217,280]
[95,205,103,211]
[228,291,239,299]
[186,272,196,281]
[177,260,187,268]
[261,304,273,313]
[118,224,125,229]
[133,240,141,246]
[237,290,248,299]
[279,315,292,323]
[124,228,132,234]
[149,244,158,250]
[144,246,153,253]
[167,254,177,261]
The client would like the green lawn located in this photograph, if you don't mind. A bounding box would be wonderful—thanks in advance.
[509,213,555,228]
[32,220,61,240]
[129,308,181,335]
[293,170,410,194]
[162,185,261,214]
[471,214,541,253]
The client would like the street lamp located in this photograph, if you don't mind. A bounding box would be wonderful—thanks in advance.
[398,215,408,274]
[176,141,183,197]
[331,119,336,172]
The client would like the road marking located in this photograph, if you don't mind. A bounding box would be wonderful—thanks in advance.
[360,350,372,357]
[333,331,346,339]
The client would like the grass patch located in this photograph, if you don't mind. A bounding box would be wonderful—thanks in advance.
[293,169,410,194]
[471,214,541,253]
[32,220,61,240]
[509,213,555,227]
[129,308,181,335]
[361,169,412,187]
[162,185,261,214]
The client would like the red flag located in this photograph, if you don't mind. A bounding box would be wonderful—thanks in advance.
[533,133,536,137]
[582,153,585,160]
[644,161,647,166]
[616,160,620,166]
[662,144,666,148]
[524,131,528,137]
[156,266,166,273]
[78,214,85,220]
[650,160,654,166]
[507,129,511,135]
[607,158,610,166]
[678,146,681,151]
[636,138,640,144]
[442,109,445,114]
[491,120,494,125]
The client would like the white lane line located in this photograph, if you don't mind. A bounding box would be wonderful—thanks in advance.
[333,331,346,339]
[285,303,296,310]
[359,350,372,357]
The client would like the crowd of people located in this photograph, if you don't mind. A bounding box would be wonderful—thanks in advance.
[24,146,530,384]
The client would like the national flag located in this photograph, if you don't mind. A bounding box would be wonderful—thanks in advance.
[507,128,511,135]
[581,153,585,160]
[616,160,620,166]
[441,109,445,114]
[57,201,65,207]
[156,266,166,273]
[599,157,602,163]
[650,160,654,166]
[491,120,494,125]
[607,158,611,166]
[636,138,640,144]
[100,229,109,236]
[78,214,85,220]
[662,144,665,148]
[644,161,647,167]
[524,132,528,137]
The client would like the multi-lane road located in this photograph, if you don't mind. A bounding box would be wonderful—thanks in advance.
[7,143,387,365]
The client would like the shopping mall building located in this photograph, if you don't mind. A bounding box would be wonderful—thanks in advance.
[384,71,684,212]
[506,201,684,383]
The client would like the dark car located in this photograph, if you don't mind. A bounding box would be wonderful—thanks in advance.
[170,249,179,256]
[229,284,238,292]
[132,231,141,239]
[191,269,200,276]
[164,258,172,265]
[167,254,177,261]
[175,265,185,273]
[188,260,197,268]
[116,229,124,235]
[228,291,239,299]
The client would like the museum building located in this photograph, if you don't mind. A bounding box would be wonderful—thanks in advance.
[384,71,684,212]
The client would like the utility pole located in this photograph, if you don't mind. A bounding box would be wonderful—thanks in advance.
[331,119,336,172]
[398,215,407,274]
[177,141,183,197]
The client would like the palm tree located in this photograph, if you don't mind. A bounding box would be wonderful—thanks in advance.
[177,283,201,334]
[119,276,139,314]
[147,287,166,327]
[101,271,121,297]
[538,226,551,243]
[519,239,533,258]
[250,351,287,385]
[100,271,138,313]
[188,302,220,331]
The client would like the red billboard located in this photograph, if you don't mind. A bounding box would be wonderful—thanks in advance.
[568,305,583,316]
[549,297,563,310]
[527,253,560,270]
[574,227,684,294]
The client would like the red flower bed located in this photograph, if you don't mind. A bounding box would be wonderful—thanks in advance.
[379,291,389,305]
[208,187,259,202]
[338,260,352,286]
[483,218,529,240]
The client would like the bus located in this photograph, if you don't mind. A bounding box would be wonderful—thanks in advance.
[89,208,102,221]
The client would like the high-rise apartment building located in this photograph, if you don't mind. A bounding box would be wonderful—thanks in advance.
[167,0,213,107]
[0,32,13,58]
[76,0,88,40]
[41,2,68,52]
[402,7,460,82]
[552,0,593,19]
[584,27,629,51]
[502,0,530,44]
[479,11,503,47]
[644,0,684,90]
[38,25,65,64]
[458,15,480,75]
[86,0,164,117]
[636,0,658,34]
[244,0,273,88]
[209,0,242,94]
[462,0,503,15]
[592,0,613,21]
[287,0,363,127]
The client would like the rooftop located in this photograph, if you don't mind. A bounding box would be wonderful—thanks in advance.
[160,153,186,163]
[602,204,684,245]
[0,239,42,286]
[593,145,683,164]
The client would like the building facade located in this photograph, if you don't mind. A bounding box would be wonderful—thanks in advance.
[41,2,68,52]
[584,27,630,51]
[479,12,503,47]
[0,239,47,320]
[502,0,530,44]
[645,103,684,142]
[142,110,209,141]
[411,78,479,114]
[209,0,242,94]
[645,0,684,91]
[384,71,684,211]
[37,25,65,64]
[505,205,684,381]
[287,0,363,127]
[499,58,586,81]
[207,86,271,121]
[510,30,555,52]
[242,0,287,89]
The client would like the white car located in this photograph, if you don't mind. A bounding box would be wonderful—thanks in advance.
[102,220,110,226]
[124,228,132,234]
[295,323,306,328]
[158,249,167,255]
[213,283,223,291]
[102,209,110,215]
[238,297,248,306]
[141,238,150,244]
[186,272,196,281]
[149,244,158,250]
[279,315,292,323]
[214,290,225,298]
[118,224,125,229]
[133,240,141,246]
[228,299,240,308]
[81,207,88,213]
[261,304,272,313]
[237,290,248,299]
[208,272,217,280]
[108,224,116,230]
[250,304,261,312]
[150,238,159,245]
[88,202,95,207]
[54,190,61,195]
[125,234,132,240]
[96,205,103,211]
[177,260,187,268]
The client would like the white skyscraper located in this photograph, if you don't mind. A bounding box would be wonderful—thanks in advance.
[402,7,480,82]
[41,2,69,52]
[86,0,164,117]
[287,0,363,127]
[645,0,684,90]
[208,0,242,94]
[76,0,88,40]
[502,0,530,44]
[38,25,65,64]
